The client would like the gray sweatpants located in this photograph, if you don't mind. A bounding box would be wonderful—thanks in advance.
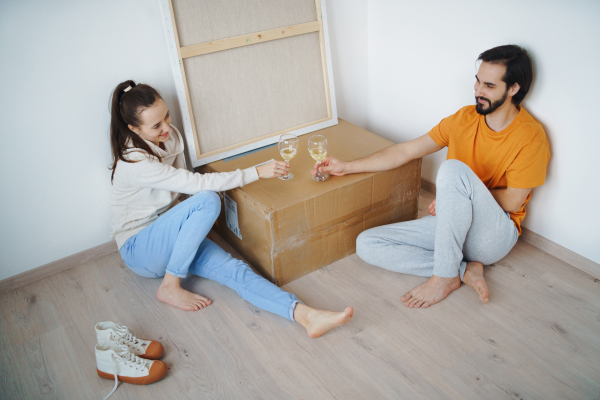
[356,159,519,280]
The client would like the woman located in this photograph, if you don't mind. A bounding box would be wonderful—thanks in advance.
[109,80,353,338]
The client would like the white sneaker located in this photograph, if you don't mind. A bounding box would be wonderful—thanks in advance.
[95,321,164,360]
[96,341,168,399]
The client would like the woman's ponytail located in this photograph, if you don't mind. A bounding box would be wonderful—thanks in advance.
[109,80,163,183]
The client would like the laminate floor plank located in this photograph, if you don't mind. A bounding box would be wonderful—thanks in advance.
[1,189,599,399]
[0,320,25,399]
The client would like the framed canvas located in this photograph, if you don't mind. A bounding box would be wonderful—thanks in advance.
[159,0,338,167]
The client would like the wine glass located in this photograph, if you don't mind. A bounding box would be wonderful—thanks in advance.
[278,134,299,180]
[308,135,328,181]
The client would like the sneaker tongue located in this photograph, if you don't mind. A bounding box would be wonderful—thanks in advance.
[115,346,130,358]
[115,325,128,336]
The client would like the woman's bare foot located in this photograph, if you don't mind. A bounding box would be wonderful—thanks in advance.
[156,272,212,311]
[293,303,354,338]
[400,275,461,308]
[462,262,489,303]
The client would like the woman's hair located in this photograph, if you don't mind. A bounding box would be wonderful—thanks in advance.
[109,80,163,182]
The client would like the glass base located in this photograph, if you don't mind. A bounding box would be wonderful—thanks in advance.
[312,172,329,181]
[279,173,294,180]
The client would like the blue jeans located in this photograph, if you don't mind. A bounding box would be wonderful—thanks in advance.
[120,191,300,321]
[357,160,519,280]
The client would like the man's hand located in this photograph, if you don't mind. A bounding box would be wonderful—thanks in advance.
[428,199,436,216]
[256,160,289,179]
[311,156,348,177]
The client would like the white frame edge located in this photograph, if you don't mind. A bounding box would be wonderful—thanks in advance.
[321,0,338,124]
[159,0,199,164]
[159,0,338,168]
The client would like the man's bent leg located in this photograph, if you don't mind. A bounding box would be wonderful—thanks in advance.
[356,216,437,277]
[434,159,518,278]
[403,160,518,308]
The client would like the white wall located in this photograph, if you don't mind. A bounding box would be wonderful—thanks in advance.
[2,0,597,281]
[0,0,369,281]
[367,0,600,265]
[326,0,369,130]
[0,0,183,281]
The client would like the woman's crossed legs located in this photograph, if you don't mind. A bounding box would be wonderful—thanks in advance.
[120,191,353,337]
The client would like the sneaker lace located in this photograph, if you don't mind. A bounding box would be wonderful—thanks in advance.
[102,355,119,400]
[119,348,151,370]
[111,324,145,353]
[102,344,152,400]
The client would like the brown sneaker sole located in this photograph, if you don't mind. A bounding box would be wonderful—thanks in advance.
[97,361,167,385]
[138,339,164,360]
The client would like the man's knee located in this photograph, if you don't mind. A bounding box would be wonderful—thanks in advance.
[356,230,376,262]
[436,159,474,187]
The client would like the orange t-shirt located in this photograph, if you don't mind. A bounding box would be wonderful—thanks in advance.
[428,105,550,235]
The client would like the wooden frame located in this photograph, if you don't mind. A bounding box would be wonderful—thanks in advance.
[159,0,337,167]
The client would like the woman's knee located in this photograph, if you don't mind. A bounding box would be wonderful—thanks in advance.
[190,191,221,216]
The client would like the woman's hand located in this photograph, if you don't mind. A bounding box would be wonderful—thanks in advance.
[256,160,290,179]
[311,156,349,177]
[428,199,436,216]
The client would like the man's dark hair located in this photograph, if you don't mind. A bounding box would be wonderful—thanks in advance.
[478,45,533,106]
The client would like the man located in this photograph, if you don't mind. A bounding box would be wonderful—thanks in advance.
[313,45,550,308]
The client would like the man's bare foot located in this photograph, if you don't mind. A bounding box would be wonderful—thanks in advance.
[400,275,461,308]
[462,262,489,303]
[293,303,354,338]
[156,273,212,311]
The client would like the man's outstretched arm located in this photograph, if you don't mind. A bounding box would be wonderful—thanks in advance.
[313,133,444,176]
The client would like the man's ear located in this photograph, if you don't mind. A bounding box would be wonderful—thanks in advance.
[509,82,521,98]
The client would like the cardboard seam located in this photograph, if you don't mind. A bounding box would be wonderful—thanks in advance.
[272,195,418,256]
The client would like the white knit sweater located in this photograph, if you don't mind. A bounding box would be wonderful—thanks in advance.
[109,125,259,249]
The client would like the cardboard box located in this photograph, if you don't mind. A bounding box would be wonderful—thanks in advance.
[199,119,421,286]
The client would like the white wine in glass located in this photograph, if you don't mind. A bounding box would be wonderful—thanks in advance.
[278,134,299,180]
[308,135,329,181]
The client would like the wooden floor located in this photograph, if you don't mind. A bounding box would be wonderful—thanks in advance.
[1,189,600,400]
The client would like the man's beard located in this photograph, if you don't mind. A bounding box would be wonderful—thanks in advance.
[475,90,508,115]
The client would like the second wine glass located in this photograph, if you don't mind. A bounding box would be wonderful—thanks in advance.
[278,134,299,180]
[308,135,328,181]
